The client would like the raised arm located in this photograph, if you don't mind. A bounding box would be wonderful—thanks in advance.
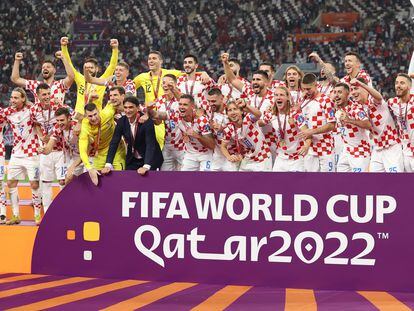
[350,78,383,103]
[100,39,119,78]
[221,53,244,91]
[60,37,79,76]
[55,50,74,89]
[309,52,338,83]
[10,52,27,87]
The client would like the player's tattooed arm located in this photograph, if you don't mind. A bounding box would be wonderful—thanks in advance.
[221,53,244,91]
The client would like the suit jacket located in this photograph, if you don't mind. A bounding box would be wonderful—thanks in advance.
[106,114,163,169]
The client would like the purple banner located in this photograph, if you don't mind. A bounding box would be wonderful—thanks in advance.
[32,172,414,292]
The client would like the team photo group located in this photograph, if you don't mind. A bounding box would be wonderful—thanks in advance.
[1,35,413,225]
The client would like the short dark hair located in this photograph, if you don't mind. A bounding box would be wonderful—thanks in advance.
[84,57,98,66]
[228,58,241,66]
[43,60,56,68]
[260,62,275,72]
[117,61,129,70]
[163,74,177,83]
[85,103,97,112]
[207,88,222,96]
[302,73,317,85]
[55,107,71,117]
[123,96,141,106]
[253,70,269,80]
[149,50,163,60]
[109,86,126,95]
[36,82,50,94]
[180,94,195,104]
[334,82,350,92]
[184,54,198,64]
[345,51,361,62]
[397,73,412,84]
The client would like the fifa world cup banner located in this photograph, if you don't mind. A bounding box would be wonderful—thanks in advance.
[32,172,414,292]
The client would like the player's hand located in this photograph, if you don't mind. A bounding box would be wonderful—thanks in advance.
[228,154,243,162]
[298,143,310,156]
[200,72,211,84]
[41,134,50,144]
[139,114,148,123]
[137,167,149,176]
[60,37,69,46]
[73,122,81,136]
[298,128,314,140]
[186,128,200,139]
[309,52,321,63]
[101,167,111,175]
[65,167,75,184]
[38,146,45,154]
[88,168,101,186]
[55,51,63,59]
[220,53,230,64]
[350,78,360,86]
[236,98,247,110]
[210,120,221,131]
[15,52,23,61]
[146,102,156,111]
[110,39,119,48]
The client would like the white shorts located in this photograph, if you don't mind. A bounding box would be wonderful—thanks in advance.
[239,157,272,172]
[67,156,85,177]
[370,143,404,173]
[304,153,335,172]
[273,156,305,172]
[403,144,414,172]
[211,148,239,171]
[181,152,213,171]
[333,134,344,172]
[161,146,184,171]
[40,152,67,181]
[0,157,5,180]
[337,152,370,172]
[8,155,40,181]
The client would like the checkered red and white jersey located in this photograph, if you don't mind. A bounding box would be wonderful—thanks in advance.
[290,90,303,108]
[31,101,67,136]
[167,111,212,155]
[106,79,136,96]
[25,79,68,105]
[219,77,250,102]
[300,93,336,156]
[50,121,79,157]
[317,81,334,97]
[365,96,400,150]
[263,110,307,160]
[269,80,286,92]
[155,95,184,151]
[223,113,271,162]
[387,94,414,155]
[241,83,276,146]
[177,73,215,111]
[336,101,371,158]
[340,69,373,87]
[1,105,40,157]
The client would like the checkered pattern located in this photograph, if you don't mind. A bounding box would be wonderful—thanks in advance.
[31,101,68,137]
[26,79,68,105]
[387,95,414,150]
[106,79,136,95]
[223,114,271,162]
[156,95,184,151]
[270,80,286,91]
[220,77,251,102]
[1,106,40,157]
[366,97,400,150]
[300,93,335,156]
[168,111,211,154]
[0,124,4,157]
[264,110,307,160]
[336,101,371,157]
[211,112,230,147]
[317,81,334,96]
[177,73,216,111]
[50,121,79,155]
[340,69,372,86]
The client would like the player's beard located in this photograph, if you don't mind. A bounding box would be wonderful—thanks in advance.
[185,67,195,75]
[42,71,52,80]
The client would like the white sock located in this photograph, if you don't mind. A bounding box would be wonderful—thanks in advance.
[42,182,53,213]
[0,181,5,216]
[32,188,42,217]
[9,187,19,217]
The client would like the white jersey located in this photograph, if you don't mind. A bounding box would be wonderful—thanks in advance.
[177,73,215,111]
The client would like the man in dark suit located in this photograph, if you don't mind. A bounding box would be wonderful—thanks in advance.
[102,96,163,176]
